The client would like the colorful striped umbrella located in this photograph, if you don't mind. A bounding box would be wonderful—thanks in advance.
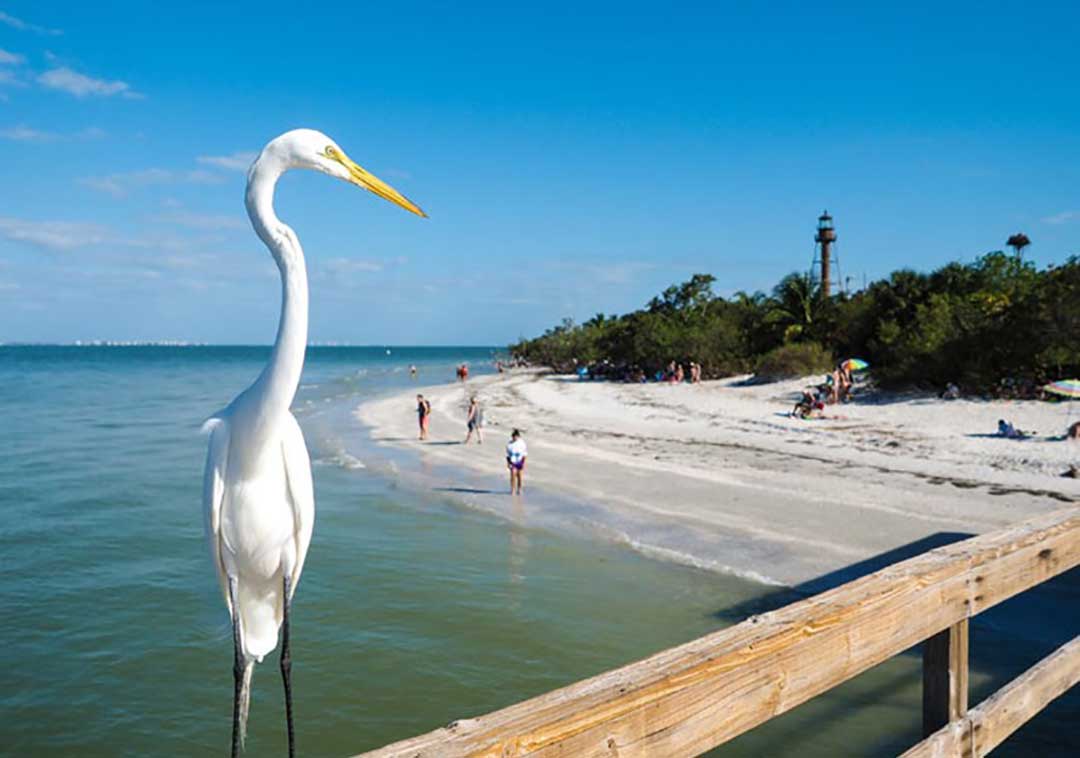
[843,358,869,372]
[1044,379,1080,399]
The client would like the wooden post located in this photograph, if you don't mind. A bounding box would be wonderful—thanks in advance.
[903,635,1080,758]
[922,619,969,736]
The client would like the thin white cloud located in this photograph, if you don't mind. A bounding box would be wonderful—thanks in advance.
[115,233,225,256]
[0,124,56,141]
[0,124,106,141]
[0,11,62,36]
[158,211,246,231]
[186,169,221,183]
[0,217,107,251]
[596,261,657,285]
[0,68,27,87]
[79,168,224,197]
[196,151,258,171]
[80,169,168,197]
[158,253,220,270]
[322,257,384,274]
[0,47,24,64]
[1043,210,1079,226]
[552,260,658,285]
[38,66,140,98]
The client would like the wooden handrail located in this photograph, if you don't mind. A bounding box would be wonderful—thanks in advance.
[356,507,1080,757]
[902,636,1080,757]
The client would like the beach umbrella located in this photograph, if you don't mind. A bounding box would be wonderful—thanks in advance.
[843,358,869,372]
[1044,379,1080,399]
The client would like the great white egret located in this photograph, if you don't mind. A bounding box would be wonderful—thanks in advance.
[202,129,425,757]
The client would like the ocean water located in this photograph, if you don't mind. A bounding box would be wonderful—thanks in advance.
[1,346,1076,757]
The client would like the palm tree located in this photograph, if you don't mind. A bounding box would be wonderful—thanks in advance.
[769,272,819,341]
[1007,233,1031,257]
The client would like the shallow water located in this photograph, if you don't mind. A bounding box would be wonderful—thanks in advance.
[1,346,1076,756]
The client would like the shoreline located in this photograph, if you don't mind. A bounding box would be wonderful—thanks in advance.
[355,370,1079,587]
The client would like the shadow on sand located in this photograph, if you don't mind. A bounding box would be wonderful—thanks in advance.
[433,486,503,495]
[713,532,975,623]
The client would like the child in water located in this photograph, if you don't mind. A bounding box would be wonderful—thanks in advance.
[505,429,527,495]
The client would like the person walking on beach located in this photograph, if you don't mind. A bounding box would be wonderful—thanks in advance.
[506,429,527,495]
[464,396,484,445]
[417,394,431,440]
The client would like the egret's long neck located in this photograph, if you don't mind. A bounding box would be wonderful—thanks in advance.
[245,158,308,419]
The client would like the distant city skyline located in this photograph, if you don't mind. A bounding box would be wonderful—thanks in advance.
[1,1,1078,344]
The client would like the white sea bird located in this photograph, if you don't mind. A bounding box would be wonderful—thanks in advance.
[203,129,425,757]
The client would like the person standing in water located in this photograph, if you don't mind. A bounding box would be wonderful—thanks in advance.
[464,396,484,444]
[506,428,527,495]
[417,394,431,440]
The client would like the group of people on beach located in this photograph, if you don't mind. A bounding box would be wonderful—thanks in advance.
[995,418,1080,443]
[792,362,856,419]
[574,358,703,384]
[662,360,702,384]
[415,364,528,494]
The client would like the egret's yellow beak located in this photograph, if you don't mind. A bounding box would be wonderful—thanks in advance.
[332,150,426,218]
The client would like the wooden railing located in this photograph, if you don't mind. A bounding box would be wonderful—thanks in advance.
[356,507,1080,757]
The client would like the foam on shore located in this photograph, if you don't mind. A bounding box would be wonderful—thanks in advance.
[355,370,1078,587]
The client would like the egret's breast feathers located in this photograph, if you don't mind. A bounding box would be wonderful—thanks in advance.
[221,475,295,579]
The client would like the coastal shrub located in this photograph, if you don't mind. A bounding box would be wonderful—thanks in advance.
[511,254,1080,393]
[753,342,834,381]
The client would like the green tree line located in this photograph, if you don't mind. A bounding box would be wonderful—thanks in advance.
[510,252,1080,392]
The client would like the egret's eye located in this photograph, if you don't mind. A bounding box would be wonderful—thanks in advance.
[324,146,336,158]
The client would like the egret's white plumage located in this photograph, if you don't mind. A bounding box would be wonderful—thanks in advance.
[202,129,424,756]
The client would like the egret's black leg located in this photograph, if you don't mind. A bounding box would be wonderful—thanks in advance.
[281,575,295,758]
[230,577,243,758]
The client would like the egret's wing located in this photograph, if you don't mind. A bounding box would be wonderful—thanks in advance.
[202,416,232,611]
[281,413,314,598]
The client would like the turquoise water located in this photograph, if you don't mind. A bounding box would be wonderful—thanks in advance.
[1,346,1076,757]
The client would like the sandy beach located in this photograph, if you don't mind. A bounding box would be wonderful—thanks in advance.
[357,370,1080,586]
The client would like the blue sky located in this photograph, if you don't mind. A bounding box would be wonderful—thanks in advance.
[1,1,1079,345]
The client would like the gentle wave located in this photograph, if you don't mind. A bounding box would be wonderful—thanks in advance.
[313,451,366,470]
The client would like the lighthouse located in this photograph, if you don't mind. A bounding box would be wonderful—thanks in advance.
[815,210,837,299]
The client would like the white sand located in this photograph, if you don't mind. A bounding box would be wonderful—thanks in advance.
[356,371,1079,586]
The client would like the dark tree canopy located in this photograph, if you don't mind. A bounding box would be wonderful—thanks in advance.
[511,251,1080,393]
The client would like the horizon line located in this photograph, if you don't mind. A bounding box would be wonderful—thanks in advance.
[0,342,507,349]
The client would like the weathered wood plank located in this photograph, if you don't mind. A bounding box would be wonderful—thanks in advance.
[355,507,1080,758]
[901,635,1080,758]
[922,620,969,736]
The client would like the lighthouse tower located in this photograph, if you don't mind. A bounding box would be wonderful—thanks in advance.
[814,210,838,299]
